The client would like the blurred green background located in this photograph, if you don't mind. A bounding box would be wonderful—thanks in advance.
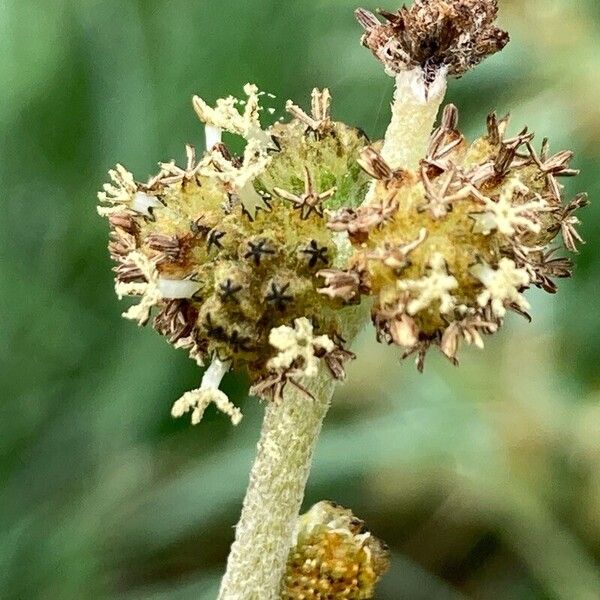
[1,0,599,598]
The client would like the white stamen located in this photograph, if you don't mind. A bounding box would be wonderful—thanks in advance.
[171,357,241,425]
[201,356,230,391]
[97,164,136,208]
[471,258,531,318]
[193,83,276,149]
[116,254,200,321]
[203,138,271,218]
[398,253,458,315]
[471,179,545,236]
[267,318,334,378]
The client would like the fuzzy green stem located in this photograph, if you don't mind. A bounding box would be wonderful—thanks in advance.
[381,68,448,171]
[218,371,335,600]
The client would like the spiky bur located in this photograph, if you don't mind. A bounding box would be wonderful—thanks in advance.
[323,105,588,370]
[282,502,390,600]
[98,86,370,423]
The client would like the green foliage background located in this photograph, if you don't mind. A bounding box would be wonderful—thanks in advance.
[1,1,599,598]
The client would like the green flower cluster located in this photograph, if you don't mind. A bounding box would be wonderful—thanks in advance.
[99,87,370,417]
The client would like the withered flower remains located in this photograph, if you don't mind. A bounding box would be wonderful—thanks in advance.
[356,0,509,80]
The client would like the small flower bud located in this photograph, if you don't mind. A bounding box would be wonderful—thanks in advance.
[282,501,390,600]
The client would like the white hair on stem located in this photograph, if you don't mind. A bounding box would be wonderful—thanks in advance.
[218,369,334,599]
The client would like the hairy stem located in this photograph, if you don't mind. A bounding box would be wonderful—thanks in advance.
[218,371,335,600]
[381,68,448,171]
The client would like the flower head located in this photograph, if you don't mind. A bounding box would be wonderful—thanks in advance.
[99,87,369,415]
[99,7,587,417]
[282,501,390,600]
[323,105,586,369]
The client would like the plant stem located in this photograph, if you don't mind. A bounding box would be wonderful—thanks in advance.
[381,68,448,171]
[218,370,335,600]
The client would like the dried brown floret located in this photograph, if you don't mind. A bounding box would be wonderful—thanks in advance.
[318,268,362,302]
[286,88,333,134]
[356,0,509,79]
[273,165,337,220]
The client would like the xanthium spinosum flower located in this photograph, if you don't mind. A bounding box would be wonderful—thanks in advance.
[99,0,587,425]
[282,501,390,600]
[99,86,370,422]
[324,104,587,370]
[98,3,589,597]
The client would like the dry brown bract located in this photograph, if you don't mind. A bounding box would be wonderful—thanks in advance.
[286,88,333,134]
[273,165,337,220]
[356,0,509,79]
